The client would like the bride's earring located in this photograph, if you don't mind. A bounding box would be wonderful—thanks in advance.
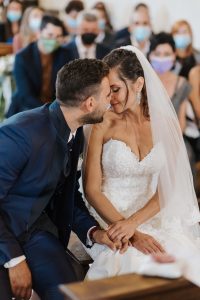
[136,92,142,105]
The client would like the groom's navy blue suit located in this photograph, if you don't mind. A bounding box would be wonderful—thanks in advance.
[0,100,98,299]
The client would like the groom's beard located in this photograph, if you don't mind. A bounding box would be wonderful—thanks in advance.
[80,109,104,125]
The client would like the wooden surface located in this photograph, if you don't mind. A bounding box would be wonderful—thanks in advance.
[60,273,200,300]
[0,43,13,56]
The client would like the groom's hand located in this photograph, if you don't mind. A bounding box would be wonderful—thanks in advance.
[8,260,32,300]
[130,230,165,254]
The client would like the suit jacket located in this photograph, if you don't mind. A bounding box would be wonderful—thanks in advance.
[7,42,72,116]
[65,39,110,60]
[0,100,97,266]
[114,27,130,42]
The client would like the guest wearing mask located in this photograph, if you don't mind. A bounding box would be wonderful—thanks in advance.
[7,15,72,116]
[5,0,23,43]
[63,0,84,40]
[93,6,115,49]
[93,1,113,32]
[189,65,200,119]
[13,6,44,53]
[65,10,110,60]
[172,20,200,79]
[115,3,152,56]
[149,32,190,132]
[149,32,197,175]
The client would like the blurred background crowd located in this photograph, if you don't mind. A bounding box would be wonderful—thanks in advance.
[0,0,200,193]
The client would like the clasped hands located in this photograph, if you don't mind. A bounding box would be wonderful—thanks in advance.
[94,218,165,255]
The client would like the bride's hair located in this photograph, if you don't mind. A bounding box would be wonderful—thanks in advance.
[103,48,149,118]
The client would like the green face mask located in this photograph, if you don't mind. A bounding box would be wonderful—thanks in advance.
[40,38,60,54]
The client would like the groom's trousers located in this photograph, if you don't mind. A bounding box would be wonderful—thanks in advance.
[0,230,83,300]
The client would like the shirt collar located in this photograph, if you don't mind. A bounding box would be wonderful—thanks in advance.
[49,100,71,142]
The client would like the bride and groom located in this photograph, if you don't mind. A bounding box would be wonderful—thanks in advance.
[1,46,200,300]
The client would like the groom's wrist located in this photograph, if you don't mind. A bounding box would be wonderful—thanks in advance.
[89,226,101,242]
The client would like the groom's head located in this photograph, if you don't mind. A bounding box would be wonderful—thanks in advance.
[56,58,111,124]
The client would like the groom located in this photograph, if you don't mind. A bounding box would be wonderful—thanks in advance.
[0,59,116,300]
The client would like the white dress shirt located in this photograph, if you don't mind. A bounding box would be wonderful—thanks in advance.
[75,36,96,59]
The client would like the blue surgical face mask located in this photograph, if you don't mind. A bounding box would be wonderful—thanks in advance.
[29,18,41,32]
[132,26,151,42]
[7,10,22,22]
[66,16,77,29]
[150,56,174,74]
[98,18,106,30]
[173,34,191,50]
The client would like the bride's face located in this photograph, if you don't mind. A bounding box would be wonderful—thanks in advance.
[108,68,137,113]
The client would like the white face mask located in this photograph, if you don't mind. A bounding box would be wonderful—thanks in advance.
[29,18,41,32]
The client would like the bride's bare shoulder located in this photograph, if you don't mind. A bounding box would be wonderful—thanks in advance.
[92,111,119,133]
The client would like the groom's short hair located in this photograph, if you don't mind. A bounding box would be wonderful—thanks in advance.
[56,58,109,107]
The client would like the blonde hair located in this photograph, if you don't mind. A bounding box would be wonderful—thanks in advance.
[171,20,193,56]
[19,6,43,48]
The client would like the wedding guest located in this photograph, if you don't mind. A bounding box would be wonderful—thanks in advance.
[93,1,113,32]
[115,2,152,56]
[65,10,110,60]
[93,7,115,49]
[172,20,200,79]
[7,15,71,116]
[13,6,44,53]
[63,0,84,39]
[148,32,190,132]
[5,0,23,43]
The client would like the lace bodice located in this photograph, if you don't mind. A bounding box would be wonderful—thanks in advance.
[86,139,165,228]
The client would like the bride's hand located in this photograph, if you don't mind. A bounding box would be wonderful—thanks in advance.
[107,219,136,242]
[130,231,165,254]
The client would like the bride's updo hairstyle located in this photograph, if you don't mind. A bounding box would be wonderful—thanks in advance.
[103,48,149,118]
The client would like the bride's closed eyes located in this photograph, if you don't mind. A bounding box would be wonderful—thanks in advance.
[111,86,120,93]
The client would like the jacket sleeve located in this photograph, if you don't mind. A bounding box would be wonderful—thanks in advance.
[0,124,31,265]
[72,171,98,245]
[12,53,42,109]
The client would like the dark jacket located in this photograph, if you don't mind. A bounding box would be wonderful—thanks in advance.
[7,42,72,116]
[65,39,110,60]
[0,100,97,265]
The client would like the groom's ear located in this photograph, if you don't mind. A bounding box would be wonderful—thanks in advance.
[80,96,96,113]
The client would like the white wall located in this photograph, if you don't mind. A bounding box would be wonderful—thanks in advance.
[39,0,200,49]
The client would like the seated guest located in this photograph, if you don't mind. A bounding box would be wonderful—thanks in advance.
[148,32,197,174]
[7,15,72,117]
[63,0,84,40]
[148,32,190,132]
[115,2,152,56]
[115,3,150,43]
[93,1,113,32]
[13,6,44,53]
[93,6,115,49]
[4,0,24,43]
[65,10,110,60]
[172,20,200,79]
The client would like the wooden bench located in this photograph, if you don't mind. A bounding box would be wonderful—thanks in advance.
[60,273,200,300]
[0,43,13,57]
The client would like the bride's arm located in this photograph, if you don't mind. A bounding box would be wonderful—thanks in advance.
[84,123,124,225]
[108,191,160,241]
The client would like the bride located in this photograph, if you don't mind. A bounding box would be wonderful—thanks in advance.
[82,46,200,284]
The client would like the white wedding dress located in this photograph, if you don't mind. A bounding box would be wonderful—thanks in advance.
[84,139,200,282]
